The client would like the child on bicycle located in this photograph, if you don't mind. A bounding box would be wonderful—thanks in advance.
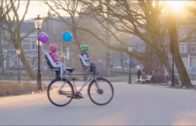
[79,44,97,74]
[48,43,65,79]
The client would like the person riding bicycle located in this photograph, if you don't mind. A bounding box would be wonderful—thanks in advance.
[48,43,65,79]
[79,44,97,74]
[47,44,114,106]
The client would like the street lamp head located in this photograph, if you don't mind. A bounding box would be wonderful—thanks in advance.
[34,15,43,29]
[36,40,42,46]
[16,49,21,55]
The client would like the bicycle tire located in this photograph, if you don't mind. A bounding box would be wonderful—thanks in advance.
[88,78,114,105]
[47,79,74,107]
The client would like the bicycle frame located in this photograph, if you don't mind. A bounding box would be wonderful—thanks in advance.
[66,72,99,94]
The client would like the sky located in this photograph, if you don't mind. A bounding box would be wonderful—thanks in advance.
[19,0,192,20]
[19,1,50,20]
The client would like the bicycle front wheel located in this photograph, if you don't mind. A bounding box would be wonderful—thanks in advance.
[88,78,114,105]
[47,79,74,107]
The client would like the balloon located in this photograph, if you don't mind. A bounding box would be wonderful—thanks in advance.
[62,31,72,42]
[38,32,48,44]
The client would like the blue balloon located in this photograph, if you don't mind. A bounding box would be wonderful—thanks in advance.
[62,31,72,42]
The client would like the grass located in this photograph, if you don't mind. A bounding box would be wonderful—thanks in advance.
[0,81,47,97]
[0,75,138,97]
[105,76,138,82]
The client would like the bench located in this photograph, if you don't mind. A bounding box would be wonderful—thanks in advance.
[140,75,152,83]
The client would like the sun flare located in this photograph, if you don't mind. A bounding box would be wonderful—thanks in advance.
[165,0,189,13]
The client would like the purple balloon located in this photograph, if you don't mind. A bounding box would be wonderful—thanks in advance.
[38,32,48,44]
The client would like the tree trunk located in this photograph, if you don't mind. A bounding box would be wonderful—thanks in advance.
[152,54,165,83]
[143,49,153,73]
[145,28,166,83]
[13,35,36,80]
[105,0,111,76]
[168,11,192,88]
[0,24,4,74]
[18,45,36,80]
[143,49,165,83]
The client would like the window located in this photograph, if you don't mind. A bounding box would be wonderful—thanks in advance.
[22,43,30,50]
[191,46,196,53]
[180,44,187,53]
[31,43,36,50]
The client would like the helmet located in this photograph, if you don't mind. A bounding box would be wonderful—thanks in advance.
[80,44,89,51]
[48,43,58,52]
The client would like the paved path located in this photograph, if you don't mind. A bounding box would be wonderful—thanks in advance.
[0,83,196,125]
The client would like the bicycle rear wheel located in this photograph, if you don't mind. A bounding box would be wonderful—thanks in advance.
[47,79,74,107]
[88,78,114,105]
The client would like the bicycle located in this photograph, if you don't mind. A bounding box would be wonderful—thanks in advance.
[47,69,114,107]
[43,49,114,107]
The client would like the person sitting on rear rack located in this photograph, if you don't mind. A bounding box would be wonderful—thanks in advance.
[48,43,65,79]
[79,44,97,74]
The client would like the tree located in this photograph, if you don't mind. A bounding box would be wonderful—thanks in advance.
[45,0,193,87]
[0,11,4,74]
[77,0,171,82]
[168,11,192,87]
[78,0,193,87]
[44,0,92,79]
[0,0,12,75]
[1,0,36,80]
[44,0,145,74]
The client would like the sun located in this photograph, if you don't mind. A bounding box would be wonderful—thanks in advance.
[165,0,189,13]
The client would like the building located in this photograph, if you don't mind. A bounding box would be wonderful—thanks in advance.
[179,25,196,77]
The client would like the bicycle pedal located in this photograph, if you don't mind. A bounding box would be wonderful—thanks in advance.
[73,93,84,99]
[59,90,65,95]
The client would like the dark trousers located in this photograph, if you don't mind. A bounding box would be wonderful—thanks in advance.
[90,62,96,73]
[137,75,141,82]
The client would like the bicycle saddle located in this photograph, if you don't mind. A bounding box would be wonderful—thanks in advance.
[66,68,75,73]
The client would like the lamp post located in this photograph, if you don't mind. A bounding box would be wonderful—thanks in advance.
[34,15,43,90]
[16,49,21,83]
[128,46,133,84]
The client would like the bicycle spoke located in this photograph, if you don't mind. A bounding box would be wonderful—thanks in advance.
[47,79,73,107]
[88,78,114,105]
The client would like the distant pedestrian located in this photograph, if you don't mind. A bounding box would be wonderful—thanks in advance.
[137,69,142,83]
